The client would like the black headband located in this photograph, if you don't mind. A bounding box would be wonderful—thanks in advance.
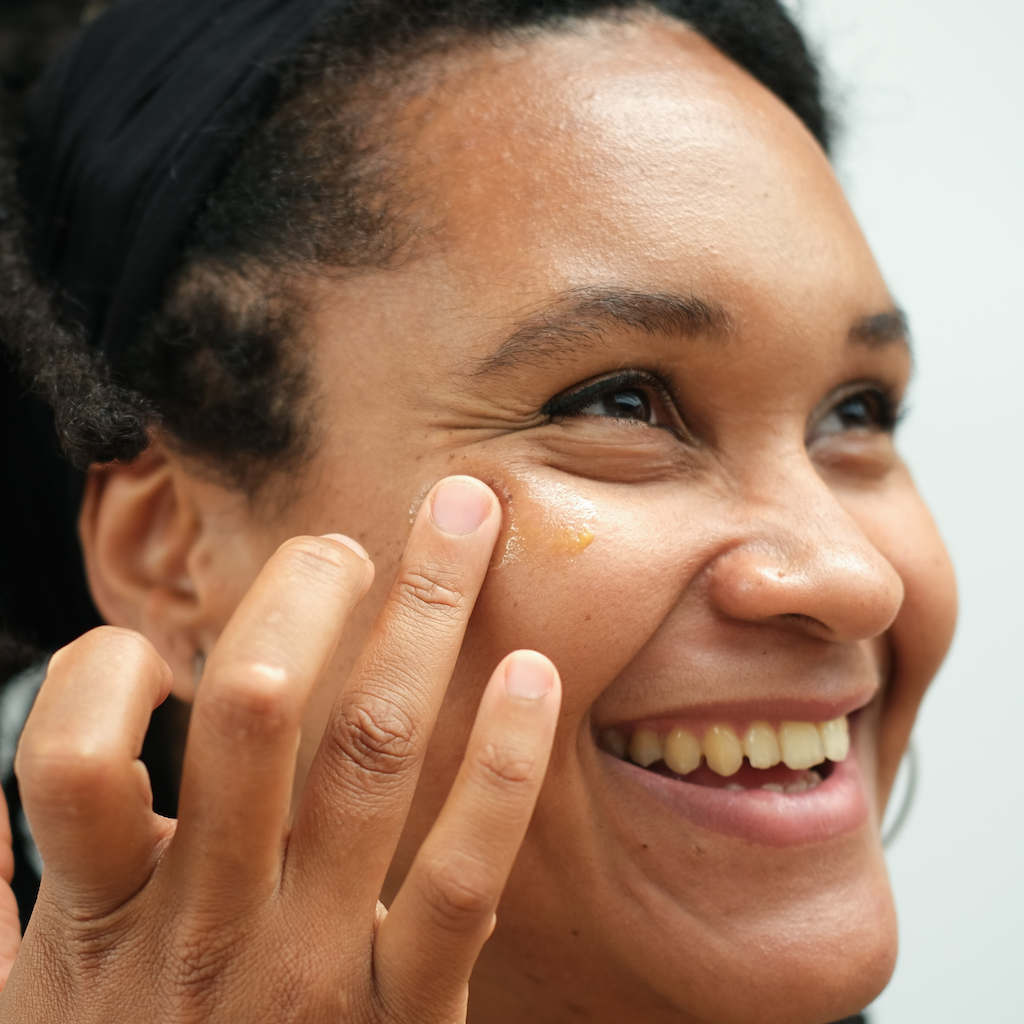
[22,0,331,367]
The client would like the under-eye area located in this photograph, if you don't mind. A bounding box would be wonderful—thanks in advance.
[599,716,852,793]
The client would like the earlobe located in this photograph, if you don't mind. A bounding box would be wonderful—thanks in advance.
[79,444,204,702]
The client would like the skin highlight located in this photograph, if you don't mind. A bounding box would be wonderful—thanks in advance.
[73,14,957,1024]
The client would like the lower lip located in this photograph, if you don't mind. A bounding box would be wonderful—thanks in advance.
[604,747,869,847]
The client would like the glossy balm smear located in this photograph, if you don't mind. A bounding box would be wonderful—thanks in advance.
[501,477,596,565]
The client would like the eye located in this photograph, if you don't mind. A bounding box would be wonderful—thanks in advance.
[810,386,900,441]
[580,386,654,422]
[543,371,678,430]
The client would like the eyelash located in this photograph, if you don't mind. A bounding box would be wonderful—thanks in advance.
[543,371,904,438]
[542,370,675,421]
[814,383,904,437]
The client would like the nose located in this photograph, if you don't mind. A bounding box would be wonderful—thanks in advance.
[706,463,904,643]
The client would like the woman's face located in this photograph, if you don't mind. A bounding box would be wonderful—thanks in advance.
[106,15,957,1024]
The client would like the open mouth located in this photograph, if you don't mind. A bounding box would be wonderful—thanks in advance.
[598,717,850,794]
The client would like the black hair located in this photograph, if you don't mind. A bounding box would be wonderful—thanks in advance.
[0,0,137,668]
[22,0,830,490]
[0,4,178,928]
[1,140,182,919]
[0,1,97,102]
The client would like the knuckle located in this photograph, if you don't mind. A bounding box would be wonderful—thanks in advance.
[16,736,120,809]
[202,663,301,740]
[472,740,539,790]
[167,913,244,1005]
[418,858,495,933]
[325,692,421,783]
[393,566,467,618]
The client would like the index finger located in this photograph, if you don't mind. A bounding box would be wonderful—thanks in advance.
[290,476,500,905]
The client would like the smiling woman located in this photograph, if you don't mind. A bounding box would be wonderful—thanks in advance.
[0,2,955,1023]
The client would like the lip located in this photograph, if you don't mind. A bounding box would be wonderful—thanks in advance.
[595,690,877,734]
[598,734,869,847]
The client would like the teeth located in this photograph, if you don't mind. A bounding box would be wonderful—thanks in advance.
[612,715,851,778]
[818,717,850,762]
[703,725,744,777]
[663,727,702,775]
[628,728,664,768]
[742,721,781,769]
[781,770,823,794]
[735,771,824,794]
[778,721,825,770]
[600,728,628,760]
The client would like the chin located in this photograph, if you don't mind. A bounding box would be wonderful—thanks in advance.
[595,742,896,1022]
[474,709,900,1024]
[649,865,898,1024]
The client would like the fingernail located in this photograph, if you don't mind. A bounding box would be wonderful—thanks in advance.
[431,477,492,536]
[505,652,555,699]
[321,533,369,559]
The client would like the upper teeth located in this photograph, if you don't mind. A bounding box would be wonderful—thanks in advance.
[605,717,850,776]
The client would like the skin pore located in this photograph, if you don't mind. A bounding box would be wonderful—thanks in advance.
[77,13,956,1024]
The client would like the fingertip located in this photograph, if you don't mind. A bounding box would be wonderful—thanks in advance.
[53,627,173,705]
[319,533,376,596]
[428,476,500,537]
[321,533,369,560]
[503,650,559,701]
[275,534,375,600]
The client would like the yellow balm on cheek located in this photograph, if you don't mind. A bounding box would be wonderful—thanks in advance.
[559,524,595,555]
[500,477,597,565]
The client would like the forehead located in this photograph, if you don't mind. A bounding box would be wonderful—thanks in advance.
[385,15,888,330]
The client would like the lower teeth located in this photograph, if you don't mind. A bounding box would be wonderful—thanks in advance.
[724,770,823,794]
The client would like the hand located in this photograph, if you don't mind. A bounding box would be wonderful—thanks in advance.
[0,786,20,990]
[0,476,561,1023]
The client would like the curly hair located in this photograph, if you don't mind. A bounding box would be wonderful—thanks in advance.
[23,0,830,489]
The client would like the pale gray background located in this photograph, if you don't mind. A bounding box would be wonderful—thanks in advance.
[782,1,1024,1019]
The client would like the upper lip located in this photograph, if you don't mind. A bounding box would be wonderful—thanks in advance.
[594,688,877,731]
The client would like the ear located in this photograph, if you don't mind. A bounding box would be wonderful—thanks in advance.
[79,444,256,704]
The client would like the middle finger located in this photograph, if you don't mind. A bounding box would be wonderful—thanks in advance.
[170,533,373,902]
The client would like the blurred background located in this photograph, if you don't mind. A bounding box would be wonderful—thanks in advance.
[785,0,1024,1019]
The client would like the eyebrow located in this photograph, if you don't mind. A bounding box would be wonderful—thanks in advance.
[849,309,910,349]
[470,288,910,379]
[471,288,731,378]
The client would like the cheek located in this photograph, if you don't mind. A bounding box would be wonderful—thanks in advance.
[840,475,957,800]
[465,472,690,721]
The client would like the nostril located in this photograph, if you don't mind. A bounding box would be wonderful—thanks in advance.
[776,612,824,628]
[774,611,832,636]
[707,534,904,643]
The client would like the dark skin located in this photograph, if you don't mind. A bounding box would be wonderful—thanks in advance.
[0,14,955,1024]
